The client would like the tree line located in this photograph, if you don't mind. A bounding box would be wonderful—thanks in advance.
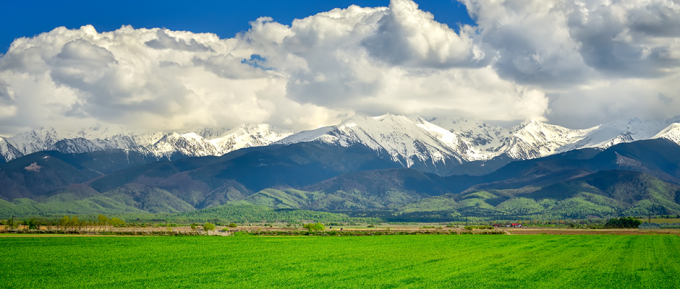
[1,215,125,231]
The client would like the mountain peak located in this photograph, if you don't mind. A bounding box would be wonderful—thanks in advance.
[372,113,405,121]
[3,115,680,171]
[515,119,547,129]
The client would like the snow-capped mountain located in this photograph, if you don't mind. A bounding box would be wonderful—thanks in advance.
[0,137,22,161]
[147,132,222,158]
[3,114,680,175]
[8,127,64,156]
[560,117,680,151]
[429,116,680,161]
[501,120,596,159]
[428,117,600,160]
[277,114,471,174]
[654,123,680,144]
[277,114,680,175]
[0,123,295,162]
[427,117,510,158]
[208,124,295,153]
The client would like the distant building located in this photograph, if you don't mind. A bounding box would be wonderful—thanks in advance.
[511,223,522,228]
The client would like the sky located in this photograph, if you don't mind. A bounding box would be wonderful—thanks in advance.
[1,0,680,136]
[0,0,474,52]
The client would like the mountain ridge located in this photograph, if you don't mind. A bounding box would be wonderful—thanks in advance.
[2,139,680,219]
[2,114,680,177]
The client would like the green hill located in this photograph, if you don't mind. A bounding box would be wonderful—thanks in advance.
[399,170,680,219]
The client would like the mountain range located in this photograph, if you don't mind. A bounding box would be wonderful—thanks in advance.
[0,123,294,164]
[2,114,680,177]
[1,137,680,220]
[2,114,680,221]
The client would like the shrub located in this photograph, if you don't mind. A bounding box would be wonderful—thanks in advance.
[605,217,641,228]
[24,218,40,230]
[204,223,216,232]
[303,222,325,231]
[228,223,238,228]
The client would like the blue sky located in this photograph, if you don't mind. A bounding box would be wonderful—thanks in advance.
[0,0,474,53]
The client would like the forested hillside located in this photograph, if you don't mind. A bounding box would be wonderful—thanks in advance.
[2,139,680,220]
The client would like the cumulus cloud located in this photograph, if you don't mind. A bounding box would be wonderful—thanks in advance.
[0,24,348,135]
[461,0,680,127]
[145,30,213,52]
[248,2,548,120]
[0,0,679,135]
[362,0,485,68]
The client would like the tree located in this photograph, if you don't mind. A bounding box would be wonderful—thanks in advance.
[24,218,41,230]
[71,216,80,231]
[59,216,71,230]
[6,217,19,230]
[98,214,109,231]
[109,218,125,227]
[605,217,641,228]
[204,223,216,232]
[44,220,53,230]
[303,222,325,231]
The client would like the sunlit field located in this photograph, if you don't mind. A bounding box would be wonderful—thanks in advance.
[1,235,679,288]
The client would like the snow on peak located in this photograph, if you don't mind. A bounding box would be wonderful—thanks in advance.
[504,120,596,159]
[207,124,295,153]
[427,117,510,160]
[653,123,680,145]
[278,114,467,167]
[279,114,680,165]
[562,117,680,151]
[3,115,680,168]
[8,127,64,155]
[0,137,22,161]
[0,123,294,162]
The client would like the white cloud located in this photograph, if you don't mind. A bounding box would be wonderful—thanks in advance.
[0,24,348,135]
[248,1,549,121]
[461,0,680,127]
[0,0,679,135]
[362,0,484,68]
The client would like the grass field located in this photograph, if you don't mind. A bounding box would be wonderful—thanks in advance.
[1,235,679,288]
[649,218,680,224]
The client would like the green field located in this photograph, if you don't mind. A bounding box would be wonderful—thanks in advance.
[1,235,679,288]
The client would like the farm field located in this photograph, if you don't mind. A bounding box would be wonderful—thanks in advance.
[649,218,680,224]
[1,235,679,288]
